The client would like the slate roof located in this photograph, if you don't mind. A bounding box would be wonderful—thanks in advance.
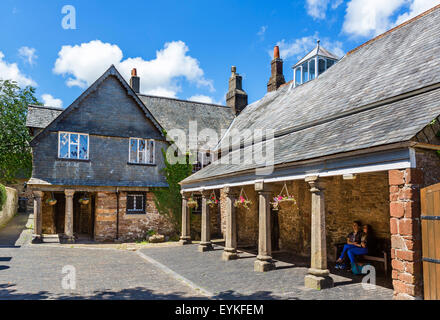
[293,42,340,68]
[137,94,234,150]
[182,5,440,184]
[26,105,63,128]
[26,66,234,150]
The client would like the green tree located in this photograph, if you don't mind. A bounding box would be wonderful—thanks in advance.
[152,148,193,232]
[0,80,40,184]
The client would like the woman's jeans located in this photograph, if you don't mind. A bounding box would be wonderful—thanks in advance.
[347,247,368,264]
[339,244,357,261]
[339,244,368,264]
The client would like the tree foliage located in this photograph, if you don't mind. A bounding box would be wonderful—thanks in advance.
[152,148,193,232]
[0,80,40,184]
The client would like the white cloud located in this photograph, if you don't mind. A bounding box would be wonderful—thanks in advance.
[395,0,440,25]
[18,46,37,65]
[342,0,440,38]
[274,34,344,61]
[257,26,268,40]
[0,51,36,87]
[53,40,122,88]
[41,94,63,108]
[306,0,330,19]
[276,35,318,60]
[188,95,217,104]
[306,0,343,19]
[53,40,214,98]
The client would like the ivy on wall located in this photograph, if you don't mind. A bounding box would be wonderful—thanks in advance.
[152,148,193,233]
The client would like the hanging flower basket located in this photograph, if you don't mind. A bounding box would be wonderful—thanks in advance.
[207,191,219,208]
[271,183,297,210]
[45,198,57,206]
[79,198,90,205]
[45,192,57,206]
[187,197,198,209]
[78,192,90,205]
[234,188,252,210]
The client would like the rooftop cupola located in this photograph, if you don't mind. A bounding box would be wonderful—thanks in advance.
[293,40,340,87]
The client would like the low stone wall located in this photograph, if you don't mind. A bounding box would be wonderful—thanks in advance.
[0,187,18,227]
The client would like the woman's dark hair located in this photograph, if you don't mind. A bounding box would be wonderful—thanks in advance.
[353,220,362,227]
[363,224,372,233]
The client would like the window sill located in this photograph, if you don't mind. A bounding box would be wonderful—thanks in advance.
[57,158,90,162]
[127,162,156,167]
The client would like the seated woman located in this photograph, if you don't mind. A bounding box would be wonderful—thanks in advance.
[335,221,363,269]
[346,224,372,271]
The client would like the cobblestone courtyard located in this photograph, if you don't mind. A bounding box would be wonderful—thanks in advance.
[0,212,393,300]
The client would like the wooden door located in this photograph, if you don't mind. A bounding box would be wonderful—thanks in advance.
[421,183,440,300]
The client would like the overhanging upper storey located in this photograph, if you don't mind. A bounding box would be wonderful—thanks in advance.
[293,40,340,87]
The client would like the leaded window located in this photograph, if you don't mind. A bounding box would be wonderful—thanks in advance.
[58,132,89,160]
[129,138,155,164]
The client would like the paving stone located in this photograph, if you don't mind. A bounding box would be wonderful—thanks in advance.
[140,244,394,300]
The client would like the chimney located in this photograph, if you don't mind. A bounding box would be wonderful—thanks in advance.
[267,45,285,92]
[226,66,248,115]
[130,68,140,93]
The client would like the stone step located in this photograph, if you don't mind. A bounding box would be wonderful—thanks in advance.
[42,235,61,243]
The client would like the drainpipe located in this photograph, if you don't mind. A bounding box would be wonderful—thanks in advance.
[116,188,120,240]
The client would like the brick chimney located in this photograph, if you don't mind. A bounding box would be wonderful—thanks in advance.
[130,68,140,93]
[226,66,248,115]
[267,46,285,92]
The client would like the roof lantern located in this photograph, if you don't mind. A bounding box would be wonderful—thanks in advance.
[292,40,340,87]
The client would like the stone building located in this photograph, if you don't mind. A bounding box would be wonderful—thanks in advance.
[26,65,237,243]
[179,6,440,299]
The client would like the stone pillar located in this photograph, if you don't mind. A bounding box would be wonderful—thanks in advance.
[199,190,213,252]
[64,189,75,243]
[32,191,44,243]
[222,186,239,261]
[180,193,191,245]
[304,176,334,290]
[254,182,276,272]
[389,168,423,300]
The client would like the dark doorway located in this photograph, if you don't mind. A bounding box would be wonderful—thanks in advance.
[53,192,95,239]
[271,208,280,251]
[73,193,95,239]
[54,193,65,234]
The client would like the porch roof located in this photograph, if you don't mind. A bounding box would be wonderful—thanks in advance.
[181,5,440,188]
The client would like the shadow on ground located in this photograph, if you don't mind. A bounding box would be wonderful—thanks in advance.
[0,283,287,300]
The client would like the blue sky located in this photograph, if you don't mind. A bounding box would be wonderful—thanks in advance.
[0,0,439,108]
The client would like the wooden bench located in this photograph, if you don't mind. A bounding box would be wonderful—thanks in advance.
[334,238,390,277]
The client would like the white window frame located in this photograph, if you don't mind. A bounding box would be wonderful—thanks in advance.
[126,193,146,214]
[128,138,156,165]
[58,131,89,160]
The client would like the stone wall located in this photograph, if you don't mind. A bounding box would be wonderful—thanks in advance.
[94,191,175,242]
[235,185,259,246]
[190,206,222,241]
[7,179,33,212]
[390,149,440,300]
[41,192,56,234]
[0,187,18,227]
[219,172,390,259]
